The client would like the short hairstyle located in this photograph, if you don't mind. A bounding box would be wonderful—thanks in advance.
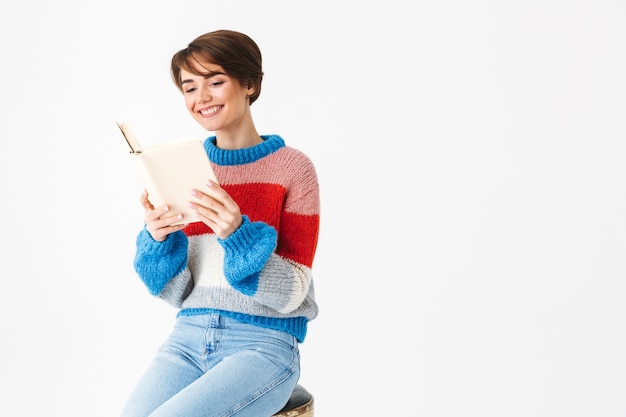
[171,30,264,105]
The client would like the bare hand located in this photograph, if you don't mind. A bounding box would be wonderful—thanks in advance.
[140,190,187,242]
[189,180,242,240]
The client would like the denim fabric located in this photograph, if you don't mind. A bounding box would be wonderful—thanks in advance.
[120,313,300,417]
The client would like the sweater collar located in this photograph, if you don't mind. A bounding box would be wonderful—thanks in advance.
[204,135,285,166]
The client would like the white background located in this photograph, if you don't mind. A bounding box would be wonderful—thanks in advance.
[1,1,625,416]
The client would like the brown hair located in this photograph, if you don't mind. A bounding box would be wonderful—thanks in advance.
[170,30,264,105]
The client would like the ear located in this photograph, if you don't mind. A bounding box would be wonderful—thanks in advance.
[246,81,255,96]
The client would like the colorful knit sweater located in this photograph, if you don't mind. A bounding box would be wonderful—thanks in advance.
[133,135,320,342]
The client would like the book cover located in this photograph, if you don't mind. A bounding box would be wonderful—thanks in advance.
[117,122,218,225]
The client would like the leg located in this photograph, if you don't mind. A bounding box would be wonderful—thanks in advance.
[120,316,209,417]
[148,314,300,417]
[148,347,300,417]
[120,314,300,417]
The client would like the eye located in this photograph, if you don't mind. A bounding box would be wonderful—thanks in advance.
[184,87,196,94]
[209,81,224,87]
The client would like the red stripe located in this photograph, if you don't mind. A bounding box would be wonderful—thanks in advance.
[184,183,319,267]
[185,183,286,237]
[277,212,320,267]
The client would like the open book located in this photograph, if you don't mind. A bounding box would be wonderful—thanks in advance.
[117,122,218,225]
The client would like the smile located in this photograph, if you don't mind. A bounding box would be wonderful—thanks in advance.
[200,105,222,115]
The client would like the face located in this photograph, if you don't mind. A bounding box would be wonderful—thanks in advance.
[180,61,253,133]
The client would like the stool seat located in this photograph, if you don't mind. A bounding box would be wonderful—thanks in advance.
[272,384,314,417]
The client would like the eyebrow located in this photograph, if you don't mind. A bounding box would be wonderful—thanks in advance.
[181,70,227,85]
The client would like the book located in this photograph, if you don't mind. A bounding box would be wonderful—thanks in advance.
[116,121,218,225]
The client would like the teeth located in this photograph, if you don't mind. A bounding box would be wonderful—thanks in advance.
[200,106,220,115]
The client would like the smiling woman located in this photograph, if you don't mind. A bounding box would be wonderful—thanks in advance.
[177,61,256,140]
[119,29,321,417]
[169,31,264,143]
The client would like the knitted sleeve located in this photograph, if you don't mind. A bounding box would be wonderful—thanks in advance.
[218,151,320,314]
[134,228,189,302]
[218,215,278,294]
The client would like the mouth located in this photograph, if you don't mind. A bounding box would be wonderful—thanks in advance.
[199,105,223,116]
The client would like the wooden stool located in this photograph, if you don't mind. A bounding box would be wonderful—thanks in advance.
[272,384,314,417]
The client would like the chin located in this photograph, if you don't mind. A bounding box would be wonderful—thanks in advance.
[195,119,217,131]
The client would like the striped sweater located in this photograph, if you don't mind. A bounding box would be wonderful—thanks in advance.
[133,135,320,342]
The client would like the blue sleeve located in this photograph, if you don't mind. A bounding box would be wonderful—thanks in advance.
[134,228,188,295]
[217,215,277,296]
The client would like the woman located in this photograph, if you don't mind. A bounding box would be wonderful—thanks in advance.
[120,29,320,417]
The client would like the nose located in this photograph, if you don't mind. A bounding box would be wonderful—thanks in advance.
[197,85,212,102]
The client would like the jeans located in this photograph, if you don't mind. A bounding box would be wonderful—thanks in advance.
[120,313,300,417]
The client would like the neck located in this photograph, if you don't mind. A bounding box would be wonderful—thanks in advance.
[213,112,261,150]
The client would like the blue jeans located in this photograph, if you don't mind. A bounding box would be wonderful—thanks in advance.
[120,313,300,417]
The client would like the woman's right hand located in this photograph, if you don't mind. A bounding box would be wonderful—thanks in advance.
[140,190,187,242]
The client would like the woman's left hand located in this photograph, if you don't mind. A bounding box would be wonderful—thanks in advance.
[189,180,242,240]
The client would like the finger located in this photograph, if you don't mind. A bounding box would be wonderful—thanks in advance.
[148,222,187,242]
[202,180,229,202]
[145,204,174,222]
[191,187,228,211]
[146,211,187,241]
[140,190,155,211]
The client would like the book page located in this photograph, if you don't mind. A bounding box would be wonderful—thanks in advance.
[116,121,219,225]
[116,122,142,153]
